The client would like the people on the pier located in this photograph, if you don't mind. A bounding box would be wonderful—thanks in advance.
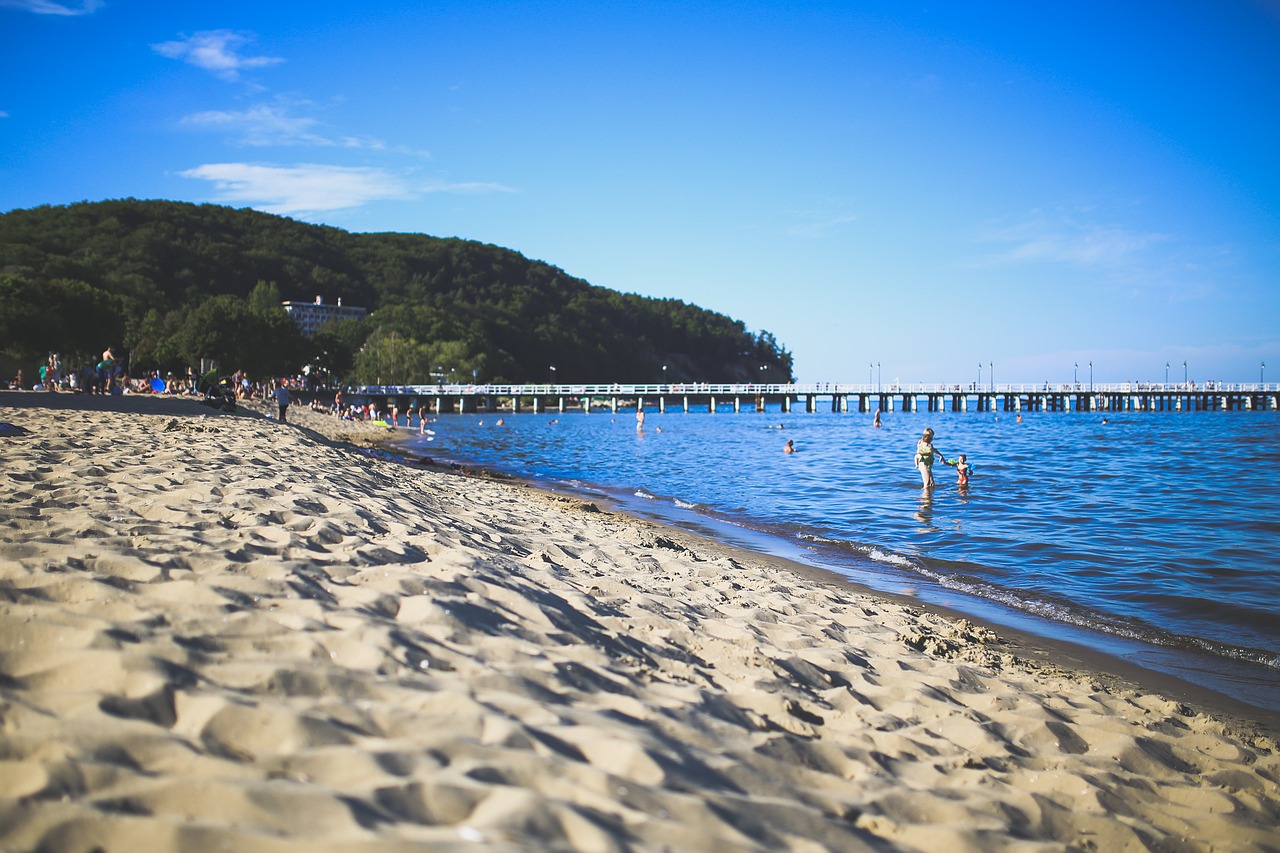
[914,427,945,489]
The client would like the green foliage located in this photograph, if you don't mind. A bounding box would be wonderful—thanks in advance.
[353,329,430,385]
[0,199,794,385]
[312,318,370,386]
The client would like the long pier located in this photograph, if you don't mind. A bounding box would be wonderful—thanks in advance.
[353,382,1279,415]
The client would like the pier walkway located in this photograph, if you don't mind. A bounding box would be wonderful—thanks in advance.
[353,382,1278,415]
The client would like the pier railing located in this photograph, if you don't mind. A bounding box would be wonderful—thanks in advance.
[346,381,1277,414]
[357,381,1276,396]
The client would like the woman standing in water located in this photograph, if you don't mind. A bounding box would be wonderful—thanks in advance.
[914,427,945,489]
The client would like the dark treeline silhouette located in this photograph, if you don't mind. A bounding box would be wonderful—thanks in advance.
[0,199,794,387]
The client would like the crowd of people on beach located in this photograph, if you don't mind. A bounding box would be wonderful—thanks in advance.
[4,347,324,408]
[7,349,139,395]
[10,348,980,490]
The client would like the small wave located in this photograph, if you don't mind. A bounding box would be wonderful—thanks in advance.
[553,479,607,496]
[798,533,920,568]
[673,498,699,509]
[903,567,1280,669]
[867,547,915,568]
[634,490,657,500]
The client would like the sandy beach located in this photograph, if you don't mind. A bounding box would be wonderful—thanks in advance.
[1,391,1277,852]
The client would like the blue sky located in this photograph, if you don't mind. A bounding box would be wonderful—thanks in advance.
[3,0,1278,385]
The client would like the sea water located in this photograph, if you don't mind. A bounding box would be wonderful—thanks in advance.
[401,407,1280,711]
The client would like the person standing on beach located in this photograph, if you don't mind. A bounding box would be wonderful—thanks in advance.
[914,427,945,489]
[274,379,293,423]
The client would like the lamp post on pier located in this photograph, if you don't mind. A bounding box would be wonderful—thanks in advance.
[1073,362,1078,385]
[1183,360,1188,386]
[877,362,881,393]
[978,362,982,390]
[869,362,873,391]
[1165,362,1170,387]
[1262,361,1266,387]
[1088,361,1093,392]
[989,362,993,393]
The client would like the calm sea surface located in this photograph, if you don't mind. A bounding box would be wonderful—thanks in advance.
[400,407,1280,711]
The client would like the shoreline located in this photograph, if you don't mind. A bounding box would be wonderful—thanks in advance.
[380,412,1280,732]
[2,390,1278,851]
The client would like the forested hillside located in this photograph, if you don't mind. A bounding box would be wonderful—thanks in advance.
[0,199,793,385]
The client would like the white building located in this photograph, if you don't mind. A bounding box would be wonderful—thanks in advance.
[282,296,368,337]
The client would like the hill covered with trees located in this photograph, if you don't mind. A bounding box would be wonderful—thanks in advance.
[0,199,793,386]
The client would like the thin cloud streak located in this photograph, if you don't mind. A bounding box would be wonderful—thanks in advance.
[179,103,395,152]
[180,162,515,215]
[181,105,325,146]
[0,0,102,15]
[976,216,1169,269]
[152,30,283,81]
[180,163,414,215]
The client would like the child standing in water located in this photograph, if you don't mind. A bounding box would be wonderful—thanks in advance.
[949,453,972,487]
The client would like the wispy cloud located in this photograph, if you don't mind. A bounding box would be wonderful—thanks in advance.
[974,211,1169,269]
[180,163,415,215]
[179,103,392,151]
[180,162,517,216]
[787,212,859,239]
[181,104,326,146]
[423,181,517,195]
[784,198,860,239]
[0,0,103,15]
[967,206,1232,304]
[152,30,283,81]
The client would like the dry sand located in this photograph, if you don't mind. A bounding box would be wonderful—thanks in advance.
[1,390,1277,852]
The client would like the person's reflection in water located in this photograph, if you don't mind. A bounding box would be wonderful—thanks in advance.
[913,489,935,528]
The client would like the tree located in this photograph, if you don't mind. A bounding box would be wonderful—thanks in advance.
[0,275,44,360]
[175,294,253,373]
[353,329,431,385]
[247,279,284,315]
[124,307,185,372]
[312,317,371,386]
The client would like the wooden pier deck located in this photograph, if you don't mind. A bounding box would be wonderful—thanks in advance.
[352,382,1279,415]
